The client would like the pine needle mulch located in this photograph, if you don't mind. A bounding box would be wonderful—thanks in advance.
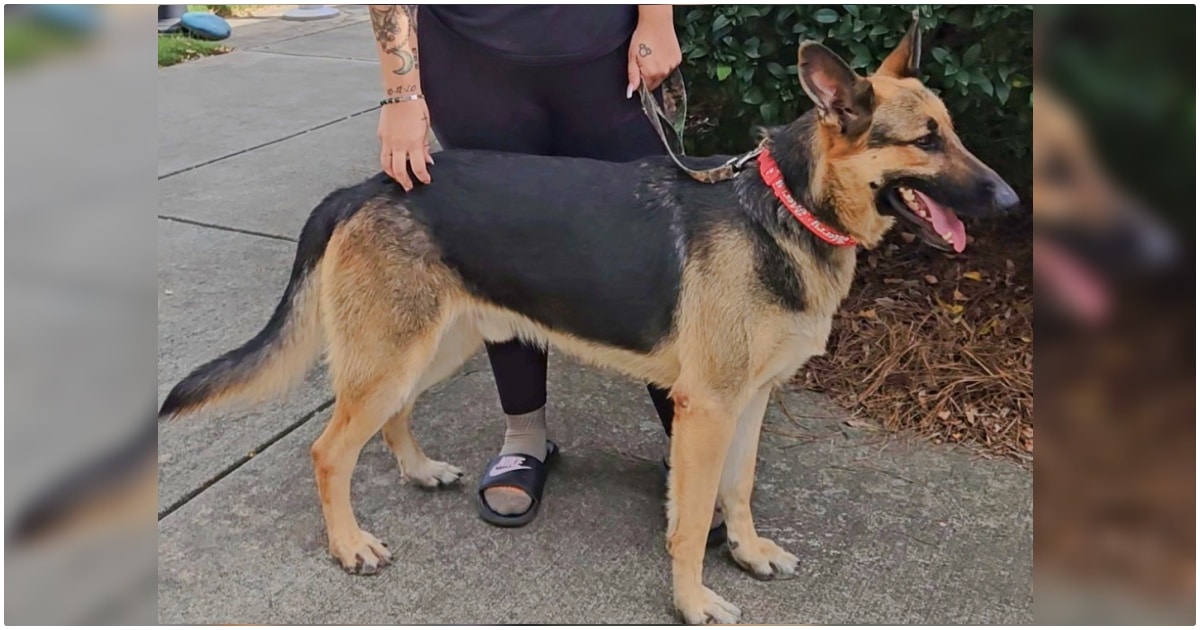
[798,216,1033,463]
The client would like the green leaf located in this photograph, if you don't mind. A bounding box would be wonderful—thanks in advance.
[962,44,982,66]
[931,47,949,64]
[760,100,780,123]
[973,73,994,97]
[814,8,839,23]
[767,61,786,79]
[712,14,730,32]
[716,65,732,81]
[946,7,973,26]
[743,86,765,105]
[996,81,1011,105]
[843,4,860,18]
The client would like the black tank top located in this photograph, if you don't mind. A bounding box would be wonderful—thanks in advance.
[420,5,638,64]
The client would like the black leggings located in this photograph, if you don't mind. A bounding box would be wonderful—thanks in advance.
[420,12,674,434]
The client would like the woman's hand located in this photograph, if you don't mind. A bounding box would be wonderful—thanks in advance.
[378,98,433,191]
[627,6,682,96]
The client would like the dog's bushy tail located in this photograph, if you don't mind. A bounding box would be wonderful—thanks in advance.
[158,175,385,420]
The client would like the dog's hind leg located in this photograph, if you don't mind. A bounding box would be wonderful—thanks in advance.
[310,207,460,575]
[381,314,483,488]
[311,387,399,575]
[718,385,799,580]
[312,324,447,575]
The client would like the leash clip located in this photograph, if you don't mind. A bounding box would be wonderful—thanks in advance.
[640,70,757,185]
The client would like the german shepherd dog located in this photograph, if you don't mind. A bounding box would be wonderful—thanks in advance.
[159,22,1018,623]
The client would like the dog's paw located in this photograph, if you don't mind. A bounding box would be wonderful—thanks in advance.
[403,459,464,489]
[676,585,742,625]
[329,529,392,575]
[729,535,798,581]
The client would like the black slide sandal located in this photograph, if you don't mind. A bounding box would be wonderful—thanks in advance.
[476,440,559,528]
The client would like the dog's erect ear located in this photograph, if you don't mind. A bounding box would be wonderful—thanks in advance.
[797,41,875,136]
[877,11,922,78]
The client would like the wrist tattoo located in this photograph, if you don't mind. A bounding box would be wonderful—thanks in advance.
[638,43,652,57]
[386,85,419,97]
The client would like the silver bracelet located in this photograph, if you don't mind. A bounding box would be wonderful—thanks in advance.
[380,93,424,106]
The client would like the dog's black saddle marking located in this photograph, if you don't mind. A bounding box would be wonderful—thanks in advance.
[399,150,685,354]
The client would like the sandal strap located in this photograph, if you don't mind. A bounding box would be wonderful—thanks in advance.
[476,440,559,505]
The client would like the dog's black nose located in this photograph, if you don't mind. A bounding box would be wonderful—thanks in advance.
[988,176,1020,212]
[979,172,1017,212]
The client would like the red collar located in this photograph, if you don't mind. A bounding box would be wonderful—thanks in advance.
[757,149,858,247]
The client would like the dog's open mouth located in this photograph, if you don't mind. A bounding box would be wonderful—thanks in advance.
[885,186,968,253]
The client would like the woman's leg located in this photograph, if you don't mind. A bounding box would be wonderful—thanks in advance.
[540,43,726,539]
[419,10,554,519]
[540,42,677,437]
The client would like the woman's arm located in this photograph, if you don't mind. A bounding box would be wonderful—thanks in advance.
[627,5,682,96]
[370,6,421,96]
[370,5,432,190]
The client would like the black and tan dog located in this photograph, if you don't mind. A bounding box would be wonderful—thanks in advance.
[159,21,1017,624]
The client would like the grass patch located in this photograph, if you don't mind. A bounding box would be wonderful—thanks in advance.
[5,18,88,70]
[158,35,229,67]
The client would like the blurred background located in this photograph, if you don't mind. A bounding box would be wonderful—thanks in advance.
[5,4,158,625]
[1033,4,1195,625]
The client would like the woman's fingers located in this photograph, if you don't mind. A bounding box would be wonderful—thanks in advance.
[626,52,641,98]
[390,150,414,191]
[408,140,431,185]
[381,148,397,181]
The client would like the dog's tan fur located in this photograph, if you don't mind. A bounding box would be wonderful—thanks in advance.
[161,21,1001,623]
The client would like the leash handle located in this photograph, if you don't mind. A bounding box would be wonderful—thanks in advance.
[638,70,754,184]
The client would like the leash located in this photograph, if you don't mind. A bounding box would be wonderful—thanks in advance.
[640,70,856,247]
[638,69,761,184]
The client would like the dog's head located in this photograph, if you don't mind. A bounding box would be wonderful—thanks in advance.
[793,18,1020,251]
[1031,86,1176,324]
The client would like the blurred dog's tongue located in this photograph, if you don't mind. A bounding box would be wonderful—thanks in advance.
[915,190,967,252]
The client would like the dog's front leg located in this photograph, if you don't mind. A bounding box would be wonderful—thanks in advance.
[666,389,742,624]
[719,385,799,580]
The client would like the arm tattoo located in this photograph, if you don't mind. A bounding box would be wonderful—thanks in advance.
[371,5,419,75]
[638,43,652,57]
[386,84,419,96]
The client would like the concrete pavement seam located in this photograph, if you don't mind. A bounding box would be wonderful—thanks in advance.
[236,16,368,49]
[158,106,378,180]
[158,215,297,243]
[240,48,377,64]
[158,397,335,521]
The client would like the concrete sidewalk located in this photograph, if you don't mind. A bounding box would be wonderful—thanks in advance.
[157,12,1032,624]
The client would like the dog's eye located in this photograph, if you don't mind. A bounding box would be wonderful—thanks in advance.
[1039,150,1075,185]
[913,134,942,151]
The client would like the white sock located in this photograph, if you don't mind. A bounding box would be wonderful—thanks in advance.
[498,407,548,461]
[483,407,547,516]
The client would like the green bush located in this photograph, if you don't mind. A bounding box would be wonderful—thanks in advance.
[675,5,1033,193]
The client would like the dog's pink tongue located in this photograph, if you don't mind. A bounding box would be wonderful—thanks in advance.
[915,190,967,252]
